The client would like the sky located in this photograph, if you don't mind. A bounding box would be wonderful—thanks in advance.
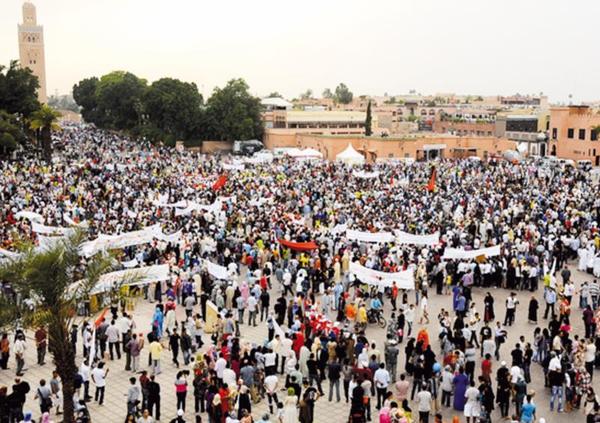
[2,0,599,103]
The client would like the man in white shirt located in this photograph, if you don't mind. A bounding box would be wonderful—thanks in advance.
[263,374,279,414]
[585,339,596,378]
[222,363,237,388]
[79,361,92,401]
[374,363,390,410]
[415,383,432,423]
[247,295,258,326]
[263,348,277,376]
[503,293,519,326]
[91,362,109,405]
[105,320,121,360]
[548,352,562,372]
[14,334,26,376]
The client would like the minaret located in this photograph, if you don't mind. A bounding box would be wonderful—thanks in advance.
[18,1,47,103]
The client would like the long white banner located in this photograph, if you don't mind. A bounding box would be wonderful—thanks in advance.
[349,261,414,289]
[202,259,231,280]
[89,264,171,295]
[32,222,75,236]
[442,245,501,260]
[346,229,395,243]
[14,211,43,223]
[394,231,440,246]
[353,171,380,179]
[80,224,163,257]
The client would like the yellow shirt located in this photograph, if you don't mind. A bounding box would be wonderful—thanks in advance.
[357,307,367,323]
[149,341,163,360]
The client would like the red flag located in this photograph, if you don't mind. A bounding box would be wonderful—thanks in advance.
[426,166,436,192]
[212,174,227,191]
[94,308,109,328]
[278,239,319,251]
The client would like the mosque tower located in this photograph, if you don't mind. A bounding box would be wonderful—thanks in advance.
[18,1,47,103]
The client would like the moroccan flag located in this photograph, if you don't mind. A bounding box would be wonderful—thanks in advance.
[212,174,227,191]
[426,166,436,192]
[94,308,109,328]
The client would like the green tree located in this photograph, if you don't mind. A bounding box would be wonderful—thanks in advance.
[0,234,116,423]
[96,71,147,130]
[143,78,203,141]
[73,77,101,125]
[0,60,41,118]
[267,92,283,98]
[322,88,333,99]
[365,100,372,136]
[29,104,61,162]
[300,89,313,100]
[334,83,353,104]
[205,78,264,142]
[0,110,27,155]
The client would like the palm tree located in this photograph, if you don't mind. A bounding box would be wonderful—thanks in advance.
[29,104,61,162]
[0,232,115,423]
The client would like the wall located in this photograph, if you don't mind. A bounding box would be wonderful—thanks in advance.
[433,120,495,137]
[201,141,233,154]
[264,129,516,162]
[549,106,600,163]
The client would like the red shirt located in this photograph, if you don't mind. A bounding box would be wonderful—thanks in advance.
[481,359,492,378]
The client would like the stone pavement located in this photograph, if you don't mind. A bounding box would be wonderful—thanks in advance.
[0,262,595,423]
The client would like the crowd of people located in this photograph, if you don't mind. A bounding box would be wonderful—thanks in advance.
[0,124,599,422]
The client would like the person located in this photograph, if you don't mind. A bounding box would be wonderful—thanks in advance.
[127,377,140,416]
[169,409,186,423]
[106,320,121,360]
[384,339,399,384]
[264,373,279,414]
[463,380,480,423]
[49,370,62,416]
[0,333,9,370]
[440,366,453,408]
[13,334,26,376]
[415,382,432,423]
[520,394,536,423]
[282,388,298,423]
[527,296,538,323]
[149,337,163,375]
[34,379,52,414]
[452,368,468,411]
[137,409,154,423]
[34,327,47,366]
[91,362,108,405]
[504,293,518,326]
[374,363,390,410]
[327,358,342,402]
[169,328,181,368]
[174,371,188,412]
[147,375,161,421]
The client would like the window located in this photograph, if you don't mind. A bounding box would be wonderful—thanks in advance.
[567,128,574,139]
[592,130,598,141]
[579,129,586,140]
[551,128,557,139]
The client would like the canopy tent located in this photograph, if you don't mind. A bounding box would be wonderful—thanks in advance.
[286,148,323,159]
[336,144,365,165]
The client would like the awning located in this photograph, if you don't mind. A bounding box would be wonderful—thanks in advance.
[278,239,319,251]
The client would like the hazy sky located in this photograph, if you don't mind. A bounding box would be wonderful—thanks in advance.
[2,0,599,103]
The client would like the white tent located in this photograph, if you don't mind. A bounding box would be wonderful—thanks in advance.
[336,144,365,165]
[288,148,323,159]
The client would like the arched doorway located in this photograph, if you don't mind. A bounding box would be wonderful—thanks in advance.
[540,143,546,157]
[551,144,557,156]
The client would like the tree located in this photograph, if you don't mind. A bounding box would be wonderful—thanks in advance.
[73,77,101,125]
[322,88,333,99]
[365,100,372,136]
[334,83,353,104]
[0,110,27,155]
[0,60,40,118]
[300,89,313,100]
[143,78,203,141]
[95,71,147,130]
[0,233,115,423]
[30,104,61,162]
[204,78,264,142]
[267,92,283,98]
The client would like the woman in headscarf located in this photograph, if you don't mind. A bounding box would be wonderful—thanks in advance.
[452,367,469,411]
[299,344,311,378]
[282,387,299,423]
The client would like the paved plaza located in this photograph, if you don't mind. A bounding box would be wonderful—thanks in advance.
[0,261,594,422]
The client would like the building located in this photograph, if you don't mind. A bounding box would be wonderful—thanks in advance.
[549,105,600,164]
[263,110,372,135]
[264,129,516,162]
[18,1,47,103]
[495,113,549,156]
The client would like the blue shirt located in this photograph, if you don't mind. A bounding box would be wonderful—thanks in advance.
[520,402,535,422]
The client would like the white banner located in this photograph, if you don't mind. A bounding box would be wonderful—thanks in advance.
[63,214,89,228]
[153,199,189,208]
[349,261,414,289]
[394,231,440,246]
[442,245,501,260]
[202,259,230,280]
[15,211,44,223]
[330,223,348,236]
[353,171,380,179]
[346,229,395,243]
[89,264,171,295]
[80,224,162,257]
[32,222,75,236]
[222,163,245,171]
[174,200,222,217]
[0,248,19,258]
[156,230,183,245]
